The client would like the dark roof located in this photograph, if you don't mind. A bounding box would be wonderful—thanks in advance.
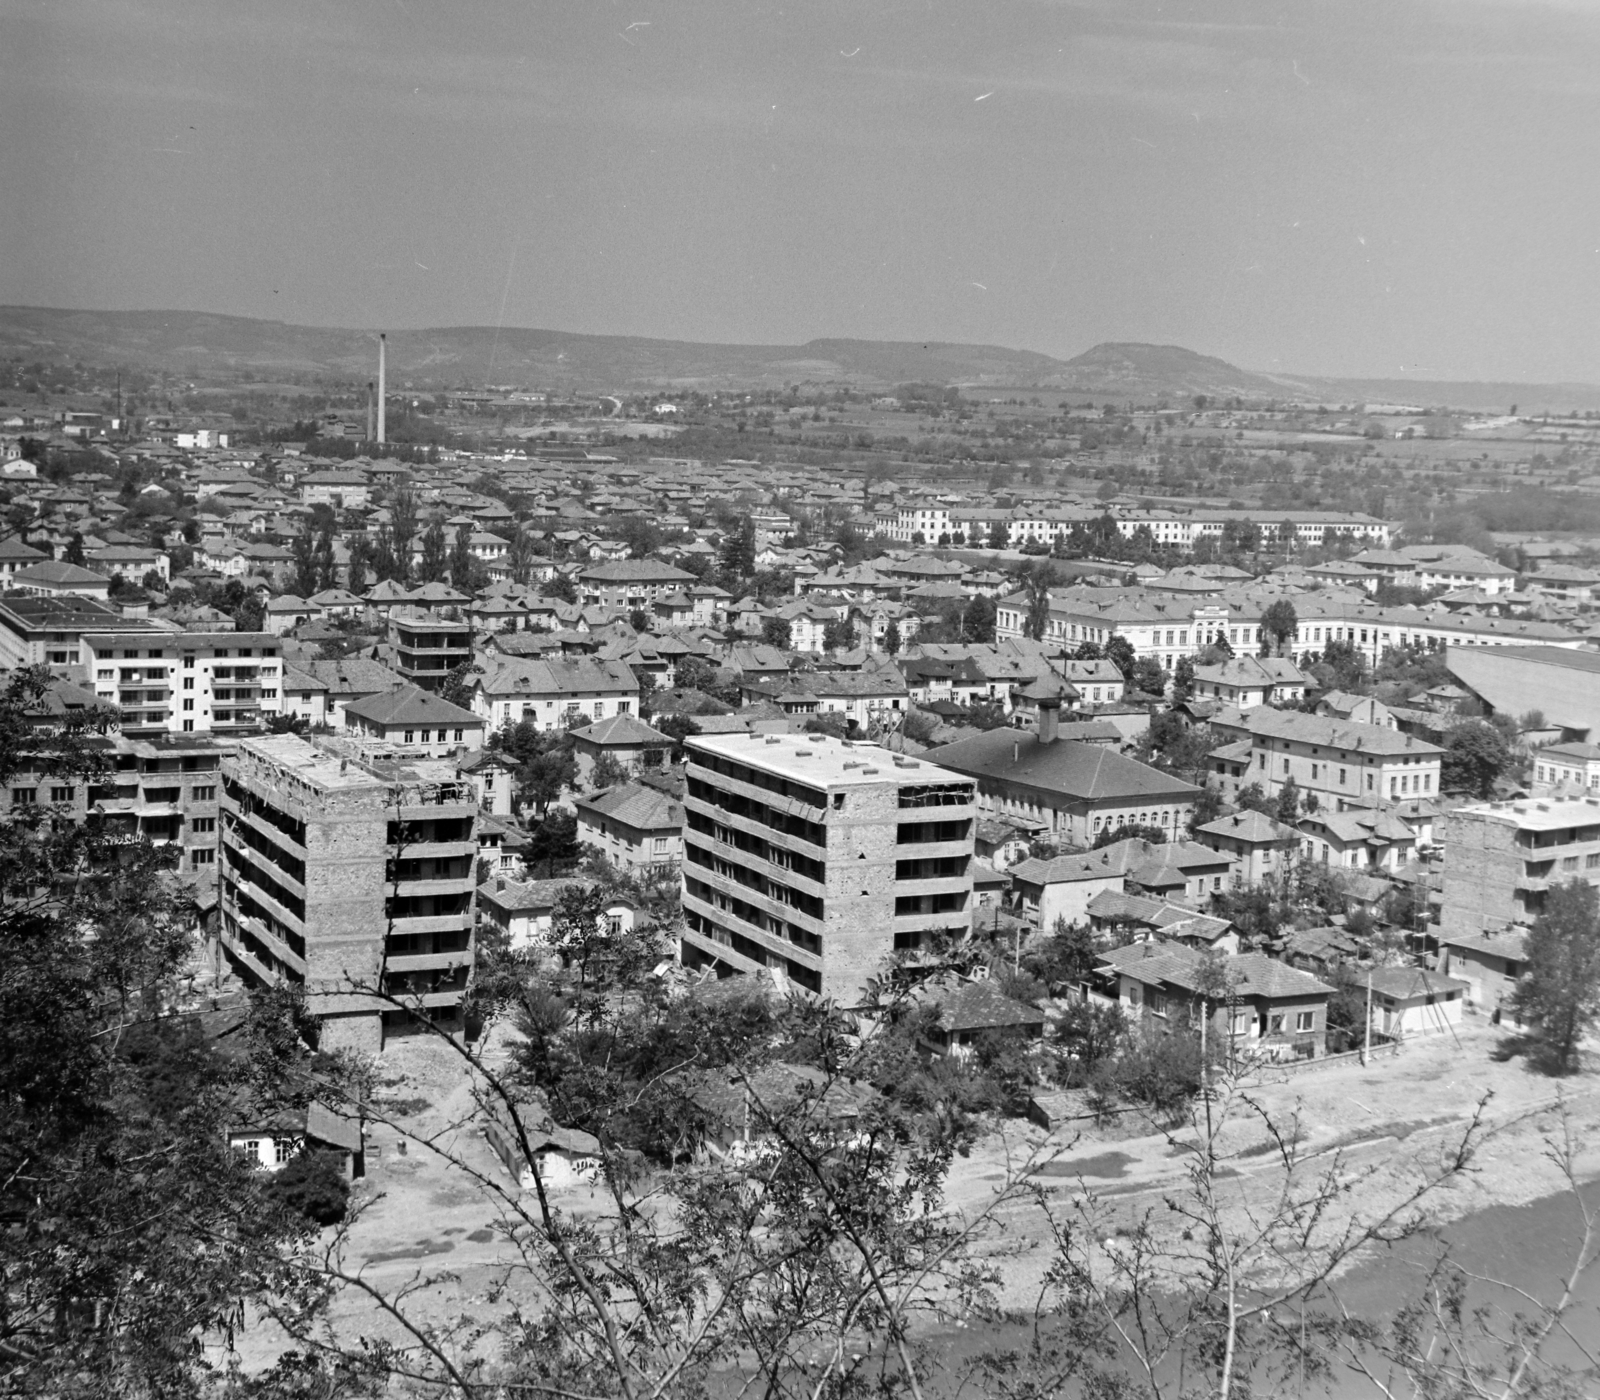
[926,979,1045,1032]
[344,684,482,728]
[575,782,682,831]
[925,730,1199,804]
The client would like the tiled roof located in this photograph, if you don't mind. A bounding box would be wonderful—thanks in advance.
[344,684,482,728]
[575,781,681,832]
[925,731,1199,803]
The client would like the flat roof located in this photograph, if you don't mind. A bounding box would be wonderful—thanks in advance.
[234,733,462,793]
[686,731,971,791]
[1453,794,1600,831]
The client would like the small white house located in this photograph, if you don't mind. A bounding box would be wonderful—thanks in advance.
[1364,967,1469,1039]
[483,1100,602,1191]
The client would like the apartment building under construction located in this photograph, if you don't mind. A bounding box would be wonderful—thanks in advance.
[680,731,977,1000]
[217,733,478,1051]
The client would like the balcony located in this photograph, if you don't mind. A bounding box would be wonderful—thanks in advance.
[385,949,473,974]
[682,883,822,959]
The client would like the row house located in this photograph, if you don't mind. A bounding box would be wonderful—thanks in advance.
[83,630,284,736]
[1208,705,1443,810]
[470,655,640,732]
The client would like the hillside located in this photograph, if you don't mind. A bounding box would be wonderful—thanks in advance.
[3,305,1597,410]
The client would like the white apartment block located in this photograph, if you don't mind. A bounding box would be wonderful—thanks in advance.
[83,631,284,735]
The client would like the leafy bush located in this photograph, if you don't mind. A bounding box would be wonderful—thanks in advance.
[264,1150,350,1226]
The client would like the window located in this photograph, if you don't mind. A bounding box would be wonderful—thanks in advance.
[617,700,631,714]
[593,701,604,719]
[183,654,195,668]
[404,730,415,743]
[193,786,215,801]
[1268,1013,1285,1034]
[183,676,193,689]
[50,786,74,803]
[191,817,215,834]
[239,1139,261,1165]
[453,728,464,741]
[1149,992,1167,1016]
[183,699,194,711]
[182,720,194,732]
[11,788,35,806]
[274,1138,294,1165]
[653,836,669,853]
[1339,768,1347,786]
[191,848,215,867]
[1296,1011,1315,1033]
[97,669,113,681]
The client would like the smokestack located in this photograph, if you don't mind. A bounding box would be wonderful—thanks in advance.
[1037,693,1061,746]
[377,334,387,446]
[367,381,375,441]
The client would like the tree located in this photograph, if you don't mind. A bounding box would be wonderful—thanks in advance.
[545,572,578,605]
[1275,774,1303,824]
[652,711,700,760]
[1187,782,1226,834]
[987,516,1011,550]
[719,516,756,580]
[1130,655,1166,696]
[314,525,337,594]
[1023,562,1056,641]
[507,527,538,585]
[290,526,318,598]
[346,531,371,592]
[0,668,311,1393]
[437,660,477,711]
[588,752,629,791]
[263,1150,351,1226]
[450,522,476,592]
[418,519,449,583]
[1104,634,1136,680]
[370,524,398,584]
[1173,653,1196,702]
[1443,719,1512,798]
[388,487,418,582]
[822,615,856,652]
[1260,599,1298,656]
[760,615,792,650]
[627,608,651,633]
[231,589,266,632]
[64,530,85,566]
[1512,879,1600,1073]
[882,619,903,655]
[961,593,996,643]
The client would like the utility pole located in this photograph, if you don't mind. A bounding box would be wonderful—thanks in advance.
[1362,970,1373,1064]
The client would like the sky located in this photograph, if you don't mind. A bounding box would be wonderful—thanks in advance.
[5,0,1600,382]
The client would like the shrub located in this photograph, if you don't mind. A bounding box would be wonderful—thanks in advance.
[264,1150,350,1226]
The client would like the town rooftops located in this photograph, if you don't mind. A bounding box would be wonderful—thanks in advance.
[1363,967,1472,1000]
[1195,809,1298,844]
[83,630,274,650]
[687,730,973,791]
[231,733,461,794]
[12,560,111,586]
[924,729,1200,803]
[574,714,670,746]
[578,558,697,583]
[343,684,483,729]
[575,781,682,830]
[1449,793,1600,832]
[1214,704,1443,757]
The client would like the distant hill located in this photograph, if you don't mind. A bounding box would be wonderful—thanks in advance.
[1039,342,1290,401]
[2,305,1597,411]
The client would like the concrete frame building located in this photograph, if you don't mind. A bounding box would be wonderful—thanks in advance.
[217,734,479,1051]
[680,731,977,1000]
[1438,793,1600,935]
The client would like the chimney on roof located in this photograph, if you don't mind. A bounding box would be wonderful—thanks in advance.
[1037,691,1061,745]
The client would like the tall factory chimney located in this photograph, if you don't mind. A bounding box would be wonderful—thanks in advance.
[377,334,387,446]
[366,381,375,441]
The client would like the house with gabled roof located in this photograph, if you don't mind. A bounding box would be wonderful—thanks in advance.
[575,781,683,877]
[1096,941,1334,1059]
[342,683,484,757]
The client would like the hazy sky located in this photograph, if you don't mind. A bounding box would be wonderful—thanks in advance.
[6,0,1600,380]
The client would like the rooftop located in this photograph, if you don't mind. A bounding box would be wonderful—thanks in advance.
[1451,793,1600,832]
[686,730,973,791]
